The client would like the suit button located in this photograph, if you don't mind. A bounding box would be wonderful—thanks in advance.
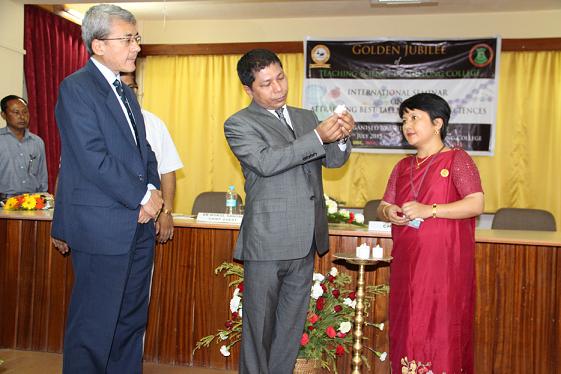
[138,174,144,181]
[310,196,315,200]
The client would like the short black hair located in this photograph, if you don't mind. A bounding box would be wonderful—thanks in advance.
[237,49,283,87]
[398,93,450,140]
[1,95,27,113]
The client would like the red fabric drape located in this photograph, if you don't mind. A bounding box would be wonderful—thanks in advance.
[24,5,88,193]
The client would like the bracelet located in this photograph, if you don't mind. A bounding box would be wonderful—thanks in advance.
[432,203,437,218]
[382,204,392,220]
[163,208,172,215]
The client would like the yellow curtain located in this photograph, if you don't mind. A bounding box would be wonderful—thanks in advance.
[142,51,561,224]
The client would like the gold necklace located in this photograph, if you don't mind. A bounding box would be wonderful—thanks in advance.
[415,145,445,169]
[415,154,433,169]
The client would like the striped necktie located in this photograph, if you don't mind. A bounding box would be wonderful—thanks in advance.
[113,79,140,148]
[275,108,295,138]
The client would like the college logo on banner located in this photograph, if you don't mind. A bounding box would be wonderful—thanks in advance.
[303,38,501,155]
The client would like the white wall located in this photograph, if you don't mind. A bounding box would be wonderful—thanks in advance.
[0,0,25,128]
[138,9,561,44]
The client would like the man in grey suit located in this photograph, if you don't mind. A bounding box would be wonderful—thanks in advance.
[224,49,354,374]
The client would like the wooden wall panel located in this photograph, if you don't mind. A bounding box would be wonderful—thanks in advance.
[2,217,560,373]
[474,242,561,373]
[0,219,20,347]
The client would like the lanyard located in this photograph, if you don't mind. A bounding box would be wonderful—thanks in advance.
[409,145,444,201]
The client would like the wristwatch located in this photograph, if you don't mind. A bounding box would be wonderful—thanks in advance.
[162,208,172,215]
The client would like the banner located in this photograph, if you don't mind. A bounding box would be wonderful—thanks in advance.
[303,38,500,155]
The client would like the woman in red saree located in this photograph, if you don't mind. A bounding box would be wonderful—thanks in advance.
[377,93,484,374]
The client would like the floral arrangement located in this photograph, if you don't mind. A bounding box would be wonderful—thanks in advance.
[324,195,366,227]
[195,262,388,373]
[1,193,53,210]
[401,357,433,374]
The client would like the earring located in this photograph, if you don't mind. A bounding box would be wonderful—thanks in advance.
[434,129,440,135]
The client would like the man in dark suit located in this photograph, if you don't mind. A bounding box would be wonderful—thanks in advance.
[50,4,163,373]
[224,49,355,373]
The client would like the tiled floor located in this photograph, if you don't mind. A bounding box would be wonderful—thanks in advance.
[0,349,237,374]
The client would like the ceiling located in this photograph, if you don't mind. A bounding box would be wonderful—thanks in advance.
[22,0,561,21]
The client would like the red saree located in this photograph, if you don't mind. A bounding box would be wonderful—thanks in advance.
[383,148,483,374]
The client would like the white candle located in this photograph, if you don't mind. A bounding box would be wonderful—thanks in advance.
[334,104,347,115]
[372,245,383,259]
[356,243,370,259]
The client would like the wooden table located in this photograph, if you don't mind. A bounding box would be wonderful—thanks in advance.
[1,210,560,373]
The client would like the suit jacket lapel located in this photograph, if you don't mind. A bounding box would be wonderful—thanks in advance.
[85,61,142,152]
[105,92,139,150]
[248,100,295,141]
[286,106,302,138]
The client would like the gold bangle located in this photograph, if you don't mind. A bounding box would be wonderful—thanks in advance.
[382,204,392,220]
[432,203,437,218]
[163,208,172,215]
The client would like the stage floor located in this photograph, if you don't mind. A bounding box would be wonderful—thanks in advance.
[0,349,237,374]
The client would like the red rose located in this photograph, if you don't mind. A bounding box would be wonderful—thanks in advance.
[348,212,355,223]
[335,344,345,356]
[35,198,46,209]
[316,297,326,311]
[237,282,244,292]
[308,326,315,331]
[224,320,233,329]
[348,291,356,300]
[326,326,337,338]
[308,313,319,324]
[328,275,335,283]
[332,289,340,298]
[231,311,239,320]
[321,284,327,292]
[336,332,346,338]
[300,333,310,346]
[334,305,342,313]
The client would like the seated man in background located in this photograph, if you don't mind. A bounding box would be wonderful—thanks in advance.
[0,95,48,199]
[121,72,183,243]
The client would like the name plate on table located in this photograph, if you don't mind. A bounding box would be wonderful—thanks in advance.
[368,220,392,234]
[196,212,243,225]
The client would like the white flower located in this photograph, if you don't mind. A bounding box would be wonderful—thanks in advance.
[220,345,231,357]
[233,288,240,297]
[329,267,338,277]
[378,351,387,361]
[339,209,350,218]
[312,273,325,282]
[343,297,356,309]
[326,199,338,214]
[355,213,365,224]
[219,331,228,340]
[230,294,241,313]
[310,281,324,299]
[338,321,352,334]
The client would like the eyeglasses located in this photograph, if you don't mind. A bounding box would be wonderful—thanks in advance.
[98,35,141,46]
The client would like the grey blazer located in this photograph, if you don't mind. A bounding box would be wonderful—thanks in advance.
[224,101,351,261]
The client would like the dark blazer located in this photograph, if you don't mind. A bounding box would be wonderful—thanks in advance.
[224,101,351,261]
[52,59,159,255]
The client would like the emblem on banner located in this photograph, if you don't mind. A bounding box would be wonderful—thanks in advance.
[310,44,331,68]
[440,168,449,177]
[468,43,494,68]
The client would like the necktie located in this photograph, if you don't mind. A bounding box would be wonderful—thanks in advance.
[275,108,295,138]
[113,79,140,148]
